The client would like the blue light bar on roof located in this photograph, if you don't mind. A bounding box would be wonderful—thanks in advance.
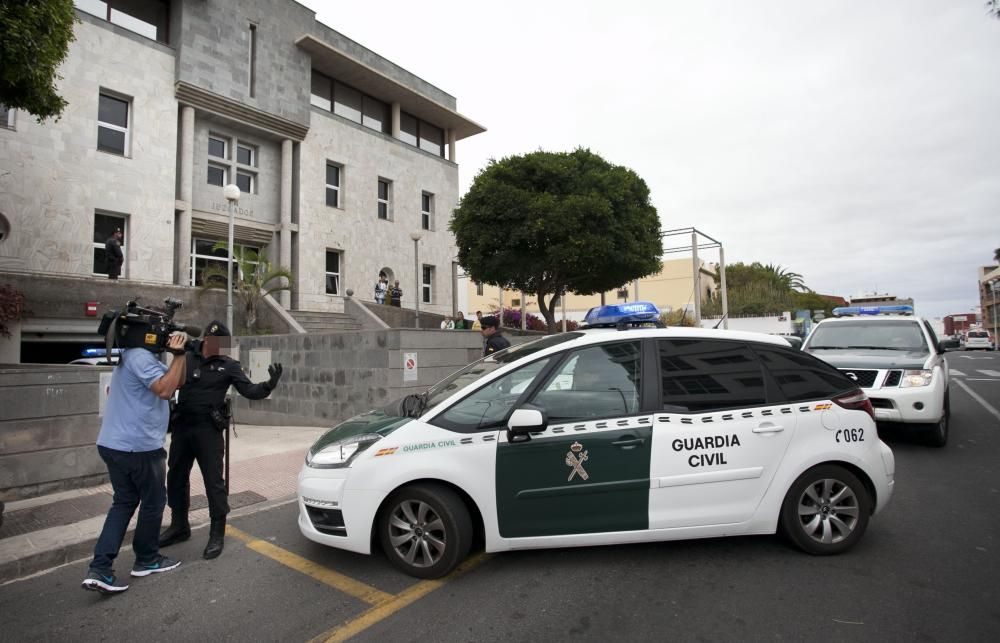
[583,301,661,327]
[82,347,123,357]
[832,305,914,317]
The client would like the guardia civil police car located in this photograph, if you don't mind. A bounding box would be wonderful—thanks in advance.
[802,305,950,447]
[298,303,895,578]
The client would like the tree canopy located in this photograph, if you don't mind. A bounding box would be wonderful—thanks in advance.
[703,261,833,318]
[0,0,76,121]
[451,148,663,331]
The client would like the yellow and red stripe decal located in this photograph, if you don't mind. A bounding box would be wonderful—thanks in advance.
[374,447,398,457]
[814,403,833,411]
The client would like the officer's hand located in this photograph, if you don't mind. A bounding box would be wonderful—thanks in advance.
[267,363,283,388]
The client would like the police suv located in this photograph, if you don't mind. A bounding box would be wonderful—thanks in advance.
[298,303,895,578]
[802,305,949,447]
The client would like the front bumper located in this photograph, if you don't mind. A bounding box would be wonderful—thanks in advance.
[867,384,945,424]
[297,466,378,555]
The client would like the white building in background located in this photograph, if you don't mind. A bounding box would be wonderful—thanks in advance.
[0,0,483,334]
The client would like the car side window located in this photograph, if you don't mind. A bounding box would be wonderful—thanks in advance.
[752,345,854,402]
[529,342,642,422]
[658,339,766,413]
[431,357,553,432]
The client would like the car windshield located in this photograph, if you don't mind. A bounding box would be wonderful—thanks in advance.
[396,332,583,417]
[806,320,928,353]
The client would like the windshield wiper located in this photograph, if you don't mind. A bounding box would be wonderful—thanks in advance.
[844,345,917,351]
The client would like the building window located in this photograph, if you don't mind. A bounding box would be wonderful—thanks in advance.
[75,0,170,44]
[97,92,129,155]
[236,142,255,166]
[248,23,257,98]
[421,192,433,230]
[362,95,389,133]
[207,164,227,187]
[310,71,332,111]
[325,250,341,295]
[236,171,254,194]
[190,238,259,286]
[326,163,341,208]
[511,298,521,307]
[377,179,391,220]
[476,282,483,296]
[400,111,445,157]
[92,212,127,276]
[310,71,390,135]
[208,136,227,159]
[422,265,434,304]
[0,106,14,130]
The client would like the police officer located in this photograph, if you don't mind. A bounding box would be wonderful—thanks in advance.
[479,315,511,356]
[158,321,283,559]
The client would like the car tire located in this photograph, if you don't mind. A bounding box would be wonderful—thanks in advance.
[378,483,472,579]
[780,465,872,555]
[925,392,949,448]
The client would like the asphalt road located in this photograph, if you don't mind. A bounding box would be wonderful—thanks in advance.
[2,351,998,642]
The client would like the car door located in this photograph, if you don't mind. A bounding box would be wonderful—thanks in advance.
[648,339,795,529]
[495,340,653,538]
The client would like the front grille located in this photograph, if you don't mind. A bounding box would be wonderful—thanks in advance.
[306,506,347,536]
[870,398,894,409]
[883,370,902,387]
[839,369,878,388]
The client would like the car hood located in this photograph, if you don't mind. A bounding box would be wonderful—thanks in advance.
[309,409,412,455]
[804,349,929,370]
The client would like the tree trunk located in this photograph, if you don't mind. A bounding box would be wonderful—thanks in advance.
[539,291,559,334]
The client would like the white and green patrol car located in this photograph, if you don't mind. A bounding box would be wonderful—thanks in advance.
[802,305,950,447]
[298,303,895,578]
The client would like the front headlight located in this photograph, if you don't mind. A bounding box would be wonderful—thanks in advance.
[900,370,933,388]
[306,433,381,469]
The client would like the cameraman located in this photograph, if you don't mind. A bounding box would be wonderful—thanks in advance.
[81,333,187,595]
[159,321,282,560]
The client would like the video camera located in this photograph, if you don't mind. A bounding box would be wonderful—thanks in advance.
[97,297,202,354]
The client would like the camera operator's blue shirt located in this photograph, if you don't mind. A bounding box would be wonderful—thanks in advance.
[97,349,169,452]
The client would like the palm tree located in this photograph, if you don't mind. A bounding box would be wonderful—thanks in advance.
[199,243,293,334]
[763,263,809,292]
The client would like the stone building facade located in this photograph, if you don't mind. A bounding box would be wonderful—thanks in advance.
[0,1,483,349]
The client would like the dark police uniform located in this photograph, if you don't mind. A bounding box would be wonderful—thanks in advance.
[480,315,511,356]
[159,321,281,559]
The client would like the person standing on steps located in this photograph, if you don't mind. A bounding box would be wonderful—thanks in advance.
[158,321,283,560]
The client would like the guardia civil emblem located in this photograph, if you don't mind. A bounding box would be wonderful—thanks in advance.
[565,442,589,482]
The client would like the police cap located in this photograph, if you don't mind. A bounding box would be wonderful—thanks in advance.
[205,320,231,337]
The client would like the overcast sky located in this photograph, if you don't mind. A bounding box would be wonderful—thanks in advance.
[301,0,1000,320]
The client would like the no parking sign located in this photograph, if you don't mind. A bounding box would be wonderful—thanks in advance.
[403,352,418,382]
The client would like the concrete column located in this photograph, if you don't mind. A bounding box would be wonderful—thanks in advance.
[692,230,701,326]
[175,105,195,285]
[280,139,293,308]
[391,102,401,138]
[447,129,457,163]
[719,246,729,330]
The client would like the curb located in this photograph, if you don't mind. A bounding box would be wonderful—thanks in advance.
[0,495,298,586]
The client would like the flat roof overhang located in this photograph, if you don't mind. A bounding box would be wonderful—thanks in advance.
[296,34,486,141]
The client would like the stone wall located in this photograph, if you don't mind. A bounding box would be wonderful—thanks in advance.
[0,366,110,501]
[234,329,484,427]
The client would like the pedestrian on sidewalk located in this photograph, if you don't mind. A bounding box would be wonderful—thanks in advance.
[158,321,283,560]
[82,333,188,595]
[454,311,468,330]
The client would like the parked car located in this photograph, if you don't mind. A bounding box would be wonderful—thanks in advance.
[298,302,895,578]
[964,330,993,351]
[802,305,949,446]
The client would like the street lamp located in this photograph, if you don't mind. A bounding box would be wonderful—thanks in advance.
[410,231,422,328]
[224,184,241,332]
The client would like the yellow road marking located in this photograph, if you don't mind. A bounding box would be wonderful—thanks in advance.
[226,525,394,606]
[308,552,493,643]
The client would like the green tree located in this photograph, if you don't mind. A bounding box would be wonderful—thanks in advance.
[993,247,1000,263]
[704,262,813,317]
[198,244,293,335]
[989,1,999,19]
[0,0,77,121]
[452,149,663,332]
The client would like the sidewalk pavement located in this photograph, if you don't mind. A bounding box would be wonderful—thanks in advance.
[0,424,328,584]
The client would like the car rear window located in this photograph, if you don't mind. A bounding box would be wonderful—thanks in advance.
[657,339,766,412]
[968,331,989,338]
[752,346,856,402]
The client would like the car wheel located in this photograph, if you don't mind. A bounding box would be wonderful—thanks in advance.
[781,465,871,555]
[925,393,949,448]
[379,483,472,579]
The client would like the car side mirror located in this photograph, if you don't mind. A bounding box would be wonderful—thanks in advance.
[507,407,547,443]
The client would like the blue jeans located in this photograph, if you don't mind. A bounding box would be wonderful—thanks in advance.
[89,446,167,573]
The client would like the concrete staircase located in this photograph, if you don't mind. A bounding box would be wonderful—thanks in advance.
[290,310,363,333]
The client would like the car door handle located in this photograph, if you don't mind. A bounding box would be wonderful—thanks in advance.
[612,437,645,448]
[753,423,784,434]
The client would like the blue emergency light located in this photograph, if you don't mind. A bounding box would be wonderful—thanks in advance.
[832,305,914,317]
[583,301,662,328]
[82,347,123,357]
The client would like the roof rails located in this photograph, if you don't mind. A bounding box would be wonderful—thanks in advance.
[832,305,914,317]
[582,301,664,329]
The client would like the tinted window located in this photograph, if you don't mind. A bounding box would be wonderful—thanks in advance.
[753,346,854,402]
[530,342,642,422]
[658,340,765,412]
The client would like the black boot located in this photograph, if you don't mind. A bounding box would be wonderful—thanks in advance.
[203,518,226,560]
[158,512,191,547]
